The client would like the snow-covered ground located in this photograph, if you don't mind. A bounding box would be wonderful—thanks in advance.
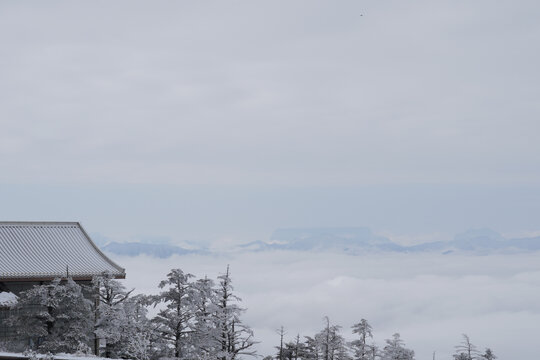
[0,352,121,360]
[0,292,17,307]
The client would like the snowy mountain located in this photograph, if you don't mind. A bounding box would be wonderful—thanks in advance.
[102,242,205,258]
[408,228,505,254]
[237,227,540,255]
[238,227,405,253]
[505,236,540,251]
[96,228,540,258]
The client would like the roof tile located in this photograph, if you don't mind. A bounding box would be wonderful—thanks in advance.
[0,222,125,280]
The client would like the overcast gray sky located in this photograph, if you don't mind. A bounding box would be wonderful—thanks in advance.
[1,0,539,186]
[1,1,540,240]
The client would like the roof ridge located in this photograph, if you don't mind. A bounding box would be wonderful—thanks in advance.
[0,221,80,226]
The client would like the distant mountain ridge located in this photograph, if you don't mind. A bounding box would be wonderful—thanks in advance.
[260,227,405,253]
[91,232,207,258]
[237,227,540,255]
[96,228,540,258]
[100,241,205,258]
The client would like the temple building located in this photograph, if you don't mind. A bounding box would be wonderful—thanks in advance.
[0,221,125,348]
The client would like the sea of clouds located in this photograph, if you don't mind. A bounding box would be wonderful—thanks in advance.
[116,251,540,360]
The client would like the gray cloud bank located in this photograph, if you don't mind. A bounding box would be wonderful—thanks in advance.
[117,251,540,360]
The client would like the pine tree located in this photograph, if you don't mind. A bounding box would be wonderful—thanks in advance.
[304,336,320,360]
[90,271,136,358]
[284,334,303,360]
[313,317,349,360]
[454,334,480,360]
[9,278,93,354]
[350,319,373,360]
[480,348,496,360]
[120,294,153,360]
[276,326,287,360]
[380,333,414,360]
[152,269,197,359]
[191,276,220,359]
[214,266,257,360]
[369,342,379,360]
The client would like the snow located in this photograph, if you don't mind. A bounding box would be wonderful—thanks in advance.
[0,352,124,360]
[0,292,17,307]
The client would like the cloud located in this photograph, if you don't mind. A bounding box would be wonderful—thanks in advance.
[116,251,540,359]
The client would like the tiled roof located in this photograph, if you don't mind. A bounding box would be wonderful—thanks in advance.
[0,222,125,281]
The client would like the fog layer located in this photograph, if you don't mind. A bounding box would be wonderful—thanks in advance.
[117,251,540,360]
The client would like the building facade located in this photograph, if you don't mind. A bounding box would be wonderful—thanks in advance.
[0,222,125,352]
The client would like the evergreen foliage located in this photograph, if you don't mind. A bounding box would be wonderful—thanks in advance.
[380,333,414,360]
[453,334,481,360]
[90,271,148,359]
[5,270,497,360]
[350,319,373,360]
[9,278,92,354]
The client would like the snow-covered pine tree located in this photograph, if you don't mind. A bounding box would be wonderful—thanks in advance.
[276,329,310,360]
[454,334,480,360]
[368,342,379,360]
[480,348,496,360]
[90,271,137,358]
[380,333,414,360]
[7,284,53,345]
[191,276,220,359]
[152,269,197,359]
[282,334,303,360]
[276,326,286,360]
[312,317,349,360]
[119,294,153,360]
[214,266,257,360]
[303,335,319,360]
[292,334,306,360]
[350,319,373,360]
[9,278,93,354]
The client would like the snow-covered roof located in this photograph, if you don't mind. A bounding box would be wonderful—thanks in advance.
[0,291,18,307]
[0,222,125,281]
